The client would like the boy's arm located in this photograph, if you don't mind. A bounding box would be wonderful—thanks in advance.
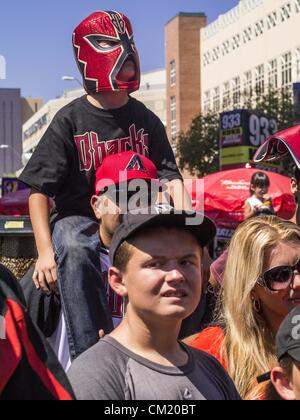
[29,191,59,295]
[165,179,193,211]
[148,120,192,211]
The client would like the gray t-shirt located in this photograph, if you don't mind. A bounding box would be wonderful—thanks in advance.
[68,336,240,400]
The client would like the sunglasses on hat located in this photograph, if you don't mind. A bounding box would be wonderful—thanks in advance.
[257,259,300,292]
[100,186,158,207]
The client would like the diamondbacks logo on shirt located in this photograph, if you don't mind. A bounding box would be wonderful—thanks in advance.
[126,155,146,172]
[74,124,149,172]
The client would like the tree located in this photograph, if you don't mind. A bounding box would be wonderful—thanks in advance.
[253,87,294,131]
[177,111,219,177]
[178,87,295,177]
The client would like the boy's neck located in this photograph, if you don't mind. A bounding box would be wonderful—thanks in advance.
[99,225,112,249]
[110,307,188,367]
[87,91,130,110]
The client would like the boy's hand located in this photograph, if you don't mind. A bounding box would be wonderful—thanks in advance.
[33,249,59,296]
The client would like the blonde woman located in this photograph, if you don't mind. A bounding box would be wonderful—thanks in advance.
[188,216,300,400]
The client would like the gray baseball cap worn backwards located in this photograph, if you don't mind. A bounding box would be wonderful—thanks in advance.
[276,305,300,363]
[110,205,216,264]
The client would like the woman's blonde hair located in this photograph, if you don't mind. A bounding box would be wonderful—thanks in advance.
[217,216,300,400]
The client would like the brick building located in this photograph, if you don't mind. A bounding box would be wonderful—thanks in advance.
[165,13,207,150]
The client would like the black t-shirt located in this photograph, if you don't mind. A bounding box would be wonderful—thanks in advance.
[20,95,182,224]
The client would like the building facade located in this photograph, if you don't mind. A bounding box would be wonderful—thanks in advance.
[0,89,22,175]
[22,94,78,159]
[131,68,166,126]
[22,97,44,124]
[165,13,207,148]
[201,0,300,113]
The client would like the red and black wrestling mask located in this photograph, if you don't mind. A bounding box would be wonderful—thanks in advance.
[73,11,141,94]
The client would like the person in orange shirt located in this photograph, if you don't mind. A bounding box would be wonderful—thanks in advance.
[187,216,300,400]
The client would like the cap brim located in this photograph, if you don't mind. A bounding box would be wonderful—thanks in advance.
[140,212,217,249]
[111,210,216,264]
[257,371,271,384]
[254,137,300,169]
[284,348,300,364]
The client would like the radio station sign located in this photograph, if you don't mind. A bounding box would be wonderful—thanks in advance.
[220,110,279,171]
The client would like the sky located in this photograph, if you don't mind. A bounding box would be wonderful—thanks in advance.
[0,0,239,101]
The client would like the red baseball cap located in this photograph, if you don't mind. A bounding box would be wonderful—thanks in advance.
[254,125,300,169]
[95,152,162,195]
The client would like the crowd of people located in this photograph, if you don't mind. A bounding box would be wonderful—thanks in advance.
[1,10,300,401]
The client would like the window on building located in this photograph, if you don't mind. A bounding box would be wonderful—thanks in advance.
[296,0,300,13]
[243,71,252,98]
[221,40,230,56]
[203,52,212,67]
[212,47,220,62]
[204,91,211,113]
[170,96,177,142]
[232,34,241,51]
[296,48,300,81]
[203,53,209,67]
[268,59,278,89]
[281,52,292,88]
[267,11,278,29]
[223,82,231,110]
[212,87,220,113]
[255,65,265,96]
[281,3,292,22]
[254,20,264,37]
[170,60,176,87]
[243,27,252,44]
[232,77,241,108]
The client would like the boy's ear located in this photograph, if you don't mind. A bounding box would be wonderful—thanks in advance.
[291,178,299,195]
[91,195,102,220]
[108,267,128,298]
[271,367,296,401]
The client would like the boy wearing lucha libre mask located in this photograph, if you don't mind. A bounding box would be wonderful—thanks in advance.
[20,11,186,362]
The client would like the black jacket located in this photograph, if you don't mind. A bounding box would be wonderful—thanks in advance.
[0,264,74,400]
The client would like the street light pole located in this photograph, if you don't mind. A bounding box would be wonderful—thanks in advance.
[61,75,82,87]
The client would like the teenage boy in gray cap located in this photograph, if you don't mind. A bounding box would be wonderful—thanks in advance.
[271,305,300,400]
[68,206,240,400]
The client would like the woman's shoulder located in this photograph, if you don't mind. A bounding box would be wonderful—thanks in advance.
[188,326,227,368]
[190,326,225,348]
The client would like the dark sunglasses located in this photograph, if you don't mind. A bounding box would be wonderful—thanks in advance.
[101,188,158,207]
[257,259,300,292]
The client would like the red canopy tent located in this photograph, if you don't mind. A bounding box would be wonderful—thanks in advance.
[187,168,296,241]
